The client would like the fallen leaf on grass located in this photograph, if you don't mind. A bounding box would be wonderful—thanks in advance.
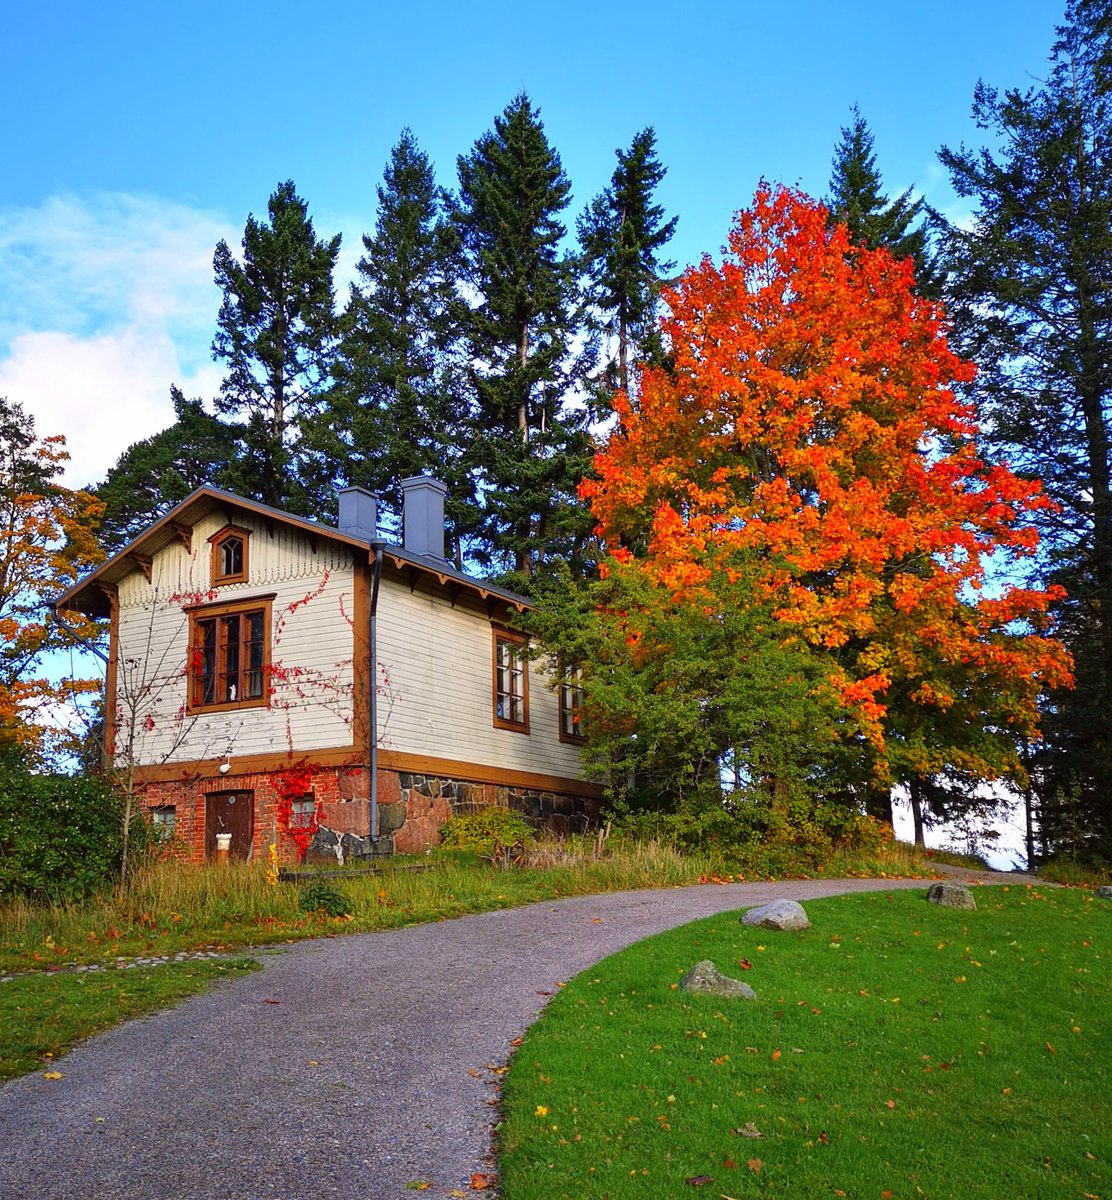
[738,959,751,970]
[747,1158,763,1173]
[1045,1042,1057,1054]
[885,1099,896,1110]
[732,1122,763,1139]
[685,1175,714,1187]
[770,1048,782,1061]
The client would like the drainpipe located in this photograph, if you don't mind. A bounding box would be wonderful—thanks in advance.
[368,540,386,842]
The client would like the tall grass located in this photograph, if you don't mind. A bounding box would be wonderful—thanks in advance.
[0,835,935,976]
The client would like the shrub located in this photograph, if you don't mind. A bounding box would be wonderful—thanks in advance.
[611,794,892,867]
[297,878,350,917]
[0,755,128,901]
[440,806,536,856]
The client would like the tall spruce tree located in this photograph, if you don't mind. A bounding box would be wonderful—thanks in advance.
[579,127,678,395]
[212,180,341,515]
[453,93,592,582]
[95,387,239,553]
[828,106,939,295]
[325,131,473,557]
[940,0,1112,860]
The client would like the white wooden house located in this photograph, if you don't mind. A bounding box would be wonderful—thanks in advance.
[54,478,599,863]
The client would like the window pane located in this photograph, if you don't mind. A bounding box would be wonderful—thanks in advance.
[221,536,243,577]
[197,618,216,706]
[245,612,265,699]
[220,615,240,702]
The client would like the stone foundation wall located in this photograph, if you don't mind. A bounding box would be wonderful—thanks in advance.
[139,765,598,866]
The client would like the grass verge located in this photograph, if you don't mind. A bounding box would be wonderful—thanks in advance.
[0,958,259,1082]
[498,885,1110,1200]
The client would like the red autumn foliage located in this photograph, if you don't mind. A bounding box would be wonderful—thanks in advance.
[584,184,1072,781]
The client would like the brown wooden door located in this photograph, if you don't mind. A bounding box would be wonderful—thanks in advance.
[204,791,254,860]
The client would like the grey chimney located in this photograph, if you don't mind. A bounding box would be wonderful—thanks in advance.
[400,475,447,561]
[338,487,378,541]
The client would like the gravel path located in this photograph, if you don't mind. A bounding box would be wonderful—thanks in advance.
[0,870,1007,1199]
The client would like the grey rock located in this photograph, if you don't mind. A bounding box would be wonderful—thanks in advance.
[1095,885,1112,900]
[680,959,757,1000]
[741,899,811,931]
[926,881,977,910]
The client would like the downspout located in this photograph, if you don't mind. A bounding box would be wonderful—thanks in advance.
[369,540,385,843]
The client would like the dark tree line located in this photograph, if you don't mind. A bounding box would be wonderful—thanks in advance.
[96,95,678,587]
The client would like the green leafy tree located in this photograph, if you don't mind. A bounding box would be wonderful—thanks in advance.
[939,0,1112,860]
[453,93,593,582]
[828,106,939,296]
[579,127,678,394]
[212,180,341,514]
[95,387,239,553]
[325,131,473,556]
[527,557,839,813]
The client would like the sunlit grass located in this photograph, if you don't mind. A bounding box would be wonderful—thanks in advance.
[498,885,1110,1200]
[0,958,259,1081]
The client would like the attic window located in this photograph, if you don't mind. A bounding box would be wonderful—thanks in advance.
[210,526,250,586]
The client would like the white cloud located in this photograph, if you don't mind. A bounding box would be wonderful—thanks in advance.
[0,192,237,487]
[0,327,222,489]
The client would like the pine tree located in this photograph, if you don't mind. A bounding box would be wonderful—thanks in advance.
[212,181,341,515]
[453,93,592,582]
[828,106,938,295]
[325,131,473,556]
[579,127,678,395]
[95,388,239,553]
[940,0,1112,860]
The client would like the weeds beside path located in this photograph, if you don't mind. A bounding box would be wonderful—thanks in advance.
[0,872,1022,1200]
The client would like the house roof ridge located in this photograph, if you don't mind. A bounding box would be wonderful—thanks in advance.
[52,485,533,617]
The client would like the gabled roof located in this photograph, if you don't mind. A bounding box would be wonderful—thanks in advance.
[53,486,531,619]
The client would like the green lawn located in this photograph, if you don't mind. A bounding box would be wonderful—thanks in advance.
[0,958,259,1081]
[498,886,1110,1199]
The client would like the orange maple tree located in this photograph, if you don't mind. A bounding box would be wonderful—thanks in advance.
[0,397,103,762]
[583,184,1072,793]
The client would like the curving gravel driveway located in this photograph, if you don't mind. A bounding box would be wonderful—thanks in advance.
[0,872,1001,1199]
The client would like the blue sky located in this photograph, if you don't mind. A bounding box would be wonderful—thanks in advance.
[2,0,1064,493]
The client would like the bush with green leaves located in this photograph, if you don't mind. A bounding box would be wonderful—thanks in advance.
[297,878,350,917]
[612,792,891,869]
[0,753,129,901]
[440,807,536,856]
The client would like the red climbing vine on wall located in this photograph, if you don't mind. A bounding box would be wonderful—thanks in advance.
[274,765,320,860]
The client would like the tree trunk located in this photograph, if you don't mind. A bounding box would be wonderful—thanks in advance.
[908,777,926,849]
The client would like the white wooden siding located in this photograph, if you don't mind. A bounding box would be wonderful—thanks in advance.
[115,512,356,767]
[376,570,585,780]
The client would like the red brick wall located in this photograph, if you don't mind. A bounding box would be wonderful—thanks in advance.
[139,764,598,864]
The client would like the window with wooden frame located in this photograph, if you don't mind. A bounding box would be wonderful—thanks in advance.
[492,629,529,732]
[187,597,272,712]
[558,665,586,744]
[210,525,250,586]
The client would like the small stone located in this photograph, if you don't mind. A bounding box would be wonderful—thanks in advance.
[741,900,811,931]
[680,960,757,1001]
[927,881,977,910]
[1095,885,1112,900]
